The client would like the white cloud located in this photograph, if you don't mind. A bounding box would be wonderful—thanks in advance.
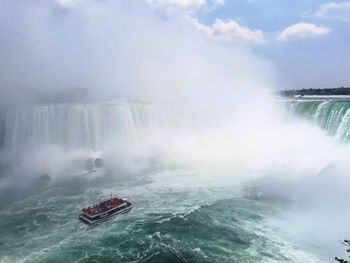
[147,0,205,15]
[146,0,224,15]
[147,0,205,9]
[314,1,350,21]
[54,0,83,8]
[54,0,224,13]
[191,18,266,44]
[277,23,331,42]
[55,0,208,10]
[214,0,225,4]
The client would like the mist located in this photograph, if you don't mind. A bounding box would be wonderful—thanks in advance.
[0,0,281,175]
[0,1,274,104]
[0,0,349,261]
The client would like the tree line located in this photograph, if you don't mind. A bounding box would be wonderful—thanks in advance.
[278,87,350,97]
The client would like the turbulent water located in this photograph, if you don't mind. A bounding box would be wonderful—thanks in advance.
[0,99,348,263]
[285,99,350,142]
[0,169,324,263]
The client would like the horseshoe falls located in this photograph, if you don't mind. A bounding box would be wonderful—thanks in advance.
[0,99,349,263]
[285,99,350,142]
[3,102,164,153]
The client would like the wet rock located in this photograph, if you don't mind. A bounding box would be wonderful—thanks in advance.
[94,158,104,168]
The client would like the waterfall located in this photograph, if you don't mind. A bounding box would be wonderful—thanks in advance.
[4,102,164,153]
[285,100,350,142]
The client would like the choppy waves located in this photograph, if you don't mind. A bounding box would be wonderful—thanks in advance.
[0,170,323,263]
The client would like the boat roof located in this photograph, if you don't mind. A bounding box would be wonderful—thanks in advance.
[82,197,127,216]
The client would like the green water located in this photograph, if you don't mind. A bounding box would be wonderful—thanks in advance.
[2,99,349,263]
[0,169,324,263]
[285,100,350,142]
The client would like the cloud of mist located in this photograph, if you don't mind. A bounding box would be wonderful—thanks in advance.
[0,0,275,105]
[0,0,279,175]
[1,1,350,259]
[1,0,349,196]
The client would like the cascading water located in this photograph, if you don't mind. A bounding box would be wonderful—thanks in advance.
[4,101,164,153]
[285,99,350,142]
[1,99,348,263]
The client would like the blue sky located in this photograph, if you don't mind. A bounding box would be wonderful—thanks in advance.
[184,0,350,89]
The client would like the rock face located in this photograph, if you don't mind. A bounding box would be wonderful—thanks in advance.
[94,158,104,168]
[36,174,51,182]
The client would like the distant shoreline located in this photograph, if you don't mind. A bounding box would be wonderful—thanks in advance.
[278,87,350,97]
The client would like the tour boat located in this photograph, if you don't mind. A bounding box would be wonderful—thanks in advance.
[79,196,133,225]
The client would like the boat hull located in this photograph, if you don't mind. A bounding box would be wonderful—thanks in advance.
[79,205,133,225]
